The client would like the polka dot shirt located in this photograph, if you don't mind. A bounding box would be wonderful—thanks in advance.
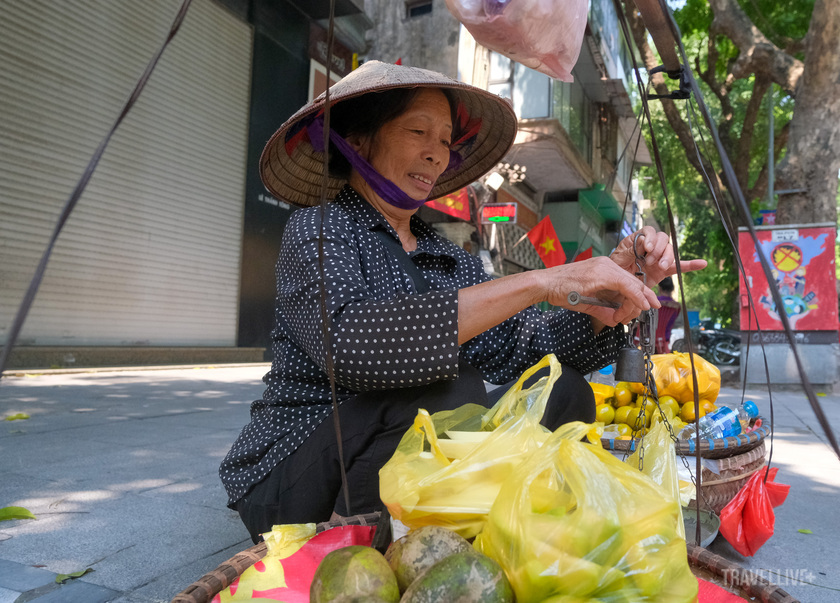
[220,186,625,505]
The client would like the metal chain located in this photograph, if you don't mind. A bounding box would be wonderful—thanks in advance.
[626,233,651,469]
[643,355,715,509]
[622,234,714,510]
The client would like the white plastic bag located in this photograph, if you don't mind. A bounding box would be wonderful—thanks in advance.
[445,0,589,82]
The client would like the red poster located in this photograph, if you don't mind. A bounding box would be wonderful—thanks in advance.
[425,187,471,221]
[738,226,838,330]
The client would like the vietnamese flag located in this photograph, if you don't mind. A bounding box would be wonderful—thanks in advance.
[527,216,566,268]
[574,246,593,262]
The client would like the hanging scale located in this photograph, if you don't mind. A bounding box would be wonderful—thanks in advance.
[615,233,657,386]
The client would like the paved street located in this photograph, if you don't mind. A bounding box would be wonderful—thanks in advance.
[0,365,264,603]
[1,364,839,602]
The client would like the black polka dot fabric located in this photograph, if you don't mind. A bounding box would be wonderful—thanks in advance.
[220,186,625,505]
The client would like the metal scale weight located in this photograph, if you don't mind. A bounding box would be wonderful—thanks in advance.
[568,234,690,473]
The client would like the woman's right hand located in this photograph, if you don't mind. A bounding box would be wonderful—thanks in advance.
[458,255,659,344]
[539,256,661,327]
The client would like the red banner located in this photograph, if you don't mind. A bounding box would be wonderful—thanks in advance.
[528,216,566,268]
[574,246,593,262]
[425,187,471,221]
[738,226,838,330]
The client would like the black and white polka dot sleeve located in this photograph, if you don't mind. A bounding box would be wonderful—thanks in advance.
[458,287,625,383]
[470,307,625,378]
[422,235,625,382]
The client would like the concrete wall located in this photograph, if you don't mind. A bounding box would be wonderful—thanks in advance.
[362,0,460,76]
[741,343,840,389]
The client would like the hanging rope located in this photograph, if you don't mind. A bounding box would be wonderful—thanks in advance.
[316,0,353,516]
[612,0,706,542]
[682,98,779,475]
[613,0,840,540]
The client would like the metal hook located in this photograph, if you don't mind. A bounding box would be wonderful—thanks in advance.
[632,232,647,286]
[630,232,657,355]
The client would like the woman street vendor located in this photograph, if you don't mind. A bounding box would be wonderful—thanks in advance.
[220,61,706,542]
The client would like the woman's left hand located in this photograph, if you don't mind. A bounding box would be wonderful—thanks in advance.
[610,226,707,284]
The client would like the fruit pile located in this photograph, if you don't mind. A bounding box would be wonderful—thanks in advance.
[590,381,719,440]
[311,526,514,603]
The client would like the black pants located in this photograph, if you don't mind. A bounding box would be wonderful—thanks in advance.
[235,362,595,543]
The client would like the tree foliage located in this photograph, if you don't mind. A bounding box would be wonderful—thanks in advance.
[624,0,839,325]
[641,103,741,326]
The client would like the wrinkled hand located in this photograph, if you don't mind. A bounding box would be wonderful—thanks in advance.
[456,227,705,344]
[610,226,707,285]
[541,256,660,327]
[540,228,707,327]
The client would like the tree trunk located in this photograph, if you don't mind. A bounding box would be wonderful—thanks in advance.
[775,0,840,225]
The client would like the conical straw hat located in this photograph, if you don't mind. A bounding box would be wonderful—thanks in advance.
[260,60,517,207]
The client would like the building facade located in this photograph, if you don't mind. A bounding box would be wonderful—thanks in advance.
[1,0,652,369]
[0,0,371,368]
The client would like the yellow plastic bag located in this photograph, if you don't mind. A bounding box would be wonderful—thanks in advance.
[626,422,694,540]
[474,421,698,603]
[589,382,615,405]
[379,354,561,539]
[652,352,720,404]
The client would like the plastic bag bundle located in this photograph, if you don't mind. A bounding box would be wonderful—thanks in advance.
[474,421,698,602]
[444,0,589,82]
[719,466,789,557]
[379,355,561,539]
[213,524,375,602]
[652,352,721,404]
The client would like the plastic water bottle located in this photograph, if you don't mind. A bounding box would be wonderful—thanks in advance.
[679,400,759,440]
[737,400,759,432]
[589,364,615,385]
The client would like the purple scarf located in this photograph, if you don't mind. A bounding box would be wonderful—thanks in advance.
[306,114,432,210]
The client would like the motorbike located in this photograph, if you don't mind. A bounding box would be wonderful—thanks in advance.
[671,321,741,366]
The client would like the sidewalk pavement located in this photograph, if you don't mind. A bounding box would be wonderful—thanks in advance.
[1,364,839,602]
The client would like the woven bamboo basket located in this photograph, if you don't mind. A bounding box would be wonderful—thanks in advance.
[687,543,800,603]
[171,510,798,603]
[601,416,770,459]
[686,441,768,514]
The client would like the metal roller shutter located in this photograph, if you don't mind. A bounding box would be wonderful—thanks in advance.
[0,0,252,346]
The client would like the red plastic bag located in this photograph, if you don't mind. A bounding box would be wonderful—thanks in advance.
[212,524,375,602]
[444,0,588,82]
[718,467,790,557]
[697,577,748,602]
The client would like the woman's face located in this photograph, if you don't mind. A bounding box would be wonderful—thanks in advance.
[355,88,453,200]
